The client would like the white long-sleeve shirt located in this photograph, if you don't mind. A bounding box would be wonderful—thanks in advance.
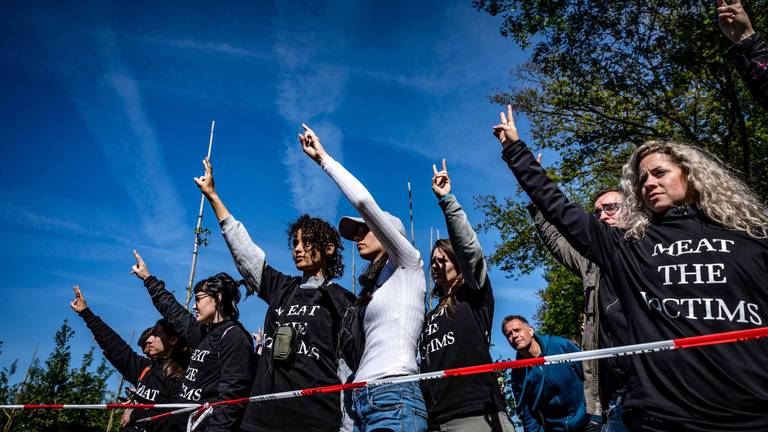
[321,155,426,381]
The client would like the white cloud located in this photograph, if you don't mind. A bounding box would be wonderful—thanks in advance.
[271,0,360,220]
[140,36,272,60]
[50,29,189,245]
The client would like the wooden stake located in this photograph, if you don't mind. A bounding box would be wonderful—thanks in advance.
[3,344,38,432]
[185,121,216,310]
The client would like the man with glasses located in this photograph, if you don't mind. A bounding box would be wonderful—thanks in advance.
[527,188,628,432]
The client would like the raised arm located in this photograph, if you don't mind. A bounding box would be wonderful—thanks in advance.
[300,124,420,268]
[718,0,755,44]
[718,0,768,108]
[527,204,591,278]
[194,159,266,295]
[431,160,488,291]
[131,250,203,346]
[70,286,149,385]
[492,106,612,266]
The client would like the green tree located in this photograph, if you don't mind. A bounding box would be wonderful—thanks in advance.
[5,321,114,432]
[0,342,18,405]
[473,0,768,333]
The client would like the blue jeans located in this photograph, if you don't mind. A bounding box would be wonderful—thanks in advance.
[602,395,629,432]
[351,381,428,432]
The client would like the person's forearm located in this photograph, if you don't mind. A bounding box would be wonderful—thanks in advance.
[527,204,590,277]
[220,216,266,295]
[321,154,419,268]
[204,192,232,223]
[79,308,146,384]
[728,33,768,109]
[439,194,487,290]
[502,140,604,263]
[144,276,202,346]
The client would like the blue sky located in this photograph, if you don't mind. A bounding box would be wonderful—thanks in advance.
[0,0,545,386]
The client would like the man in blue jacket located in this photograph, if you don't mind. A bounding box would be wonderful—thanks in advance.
[502,315,589,432]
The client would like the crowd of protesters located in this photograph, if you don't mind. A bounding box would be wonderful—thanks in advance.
[65,2,768,431]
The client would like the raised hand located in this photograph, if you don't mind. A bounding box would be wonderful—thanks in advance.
[131,250,150,281]
[120,409,134,429]
[299,123,327,164]
[432,159,452,199]
[492,104,520,147]
[193,158,216,198]
[717,0,755,44]
[70,285,88,313]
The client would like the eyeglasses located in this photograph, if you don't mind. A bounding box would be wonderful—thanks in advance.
[592,203,622,217]
[195,294,212,303]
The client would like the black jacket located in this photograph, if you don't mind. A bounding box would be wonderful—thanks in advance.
[728,32,768,109]
[144,276,254,432]
[502,139,768,431]
[78,308,181,431]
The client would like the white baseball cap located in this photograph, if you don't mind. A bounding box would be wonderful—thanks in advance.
[338,211,407,241]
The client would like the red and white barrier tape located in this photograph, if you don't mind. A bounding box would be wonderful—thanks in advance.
[3,326,767,431]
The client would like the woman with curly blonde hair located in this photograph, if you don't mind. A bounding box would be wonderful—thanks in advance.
[493,105,768,432]
[621,139,768,240]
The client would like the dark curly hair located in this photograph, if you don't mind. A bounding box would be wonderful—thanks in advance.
[287,214,345,280]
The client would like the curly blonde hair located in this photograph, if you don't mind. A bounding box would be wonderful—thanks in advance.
[620,140,768,240]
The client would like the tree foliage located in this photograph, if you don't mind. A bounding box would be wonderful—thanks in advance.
[472,0,768,335]
[0,321,114,432]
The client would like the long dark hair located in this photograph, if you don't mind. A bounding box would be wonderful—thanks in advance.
[356,252,389,306]
[193,272,244,320]
[137,320,190,383]
[431,239,464,313]
[156,319,189,383]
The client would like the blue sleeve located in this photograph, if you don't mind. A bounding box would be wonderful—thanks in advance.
[512,372,544,432]
[519,404,544,432]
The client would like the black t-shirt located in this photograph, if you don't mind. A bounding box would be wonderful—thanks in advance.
[78,308,181,431]
[240,265,355,432]
[419,283,507,425]
[502,140,768,431]
[144,276,254,432]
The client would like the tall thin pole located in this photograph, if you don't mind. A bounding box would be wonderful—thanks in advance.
[185,121,216,310]
[427,227,433,312]
[3,344,38,432]
[105,330,134,432]
[407,181,415,246]
[351,241,356,296]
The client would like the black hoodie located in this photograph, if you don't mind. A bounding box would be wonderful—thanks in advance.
[144,276,254,432]
[239,266,355,432]
[502,140,768,431]
[78,308,181,431]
